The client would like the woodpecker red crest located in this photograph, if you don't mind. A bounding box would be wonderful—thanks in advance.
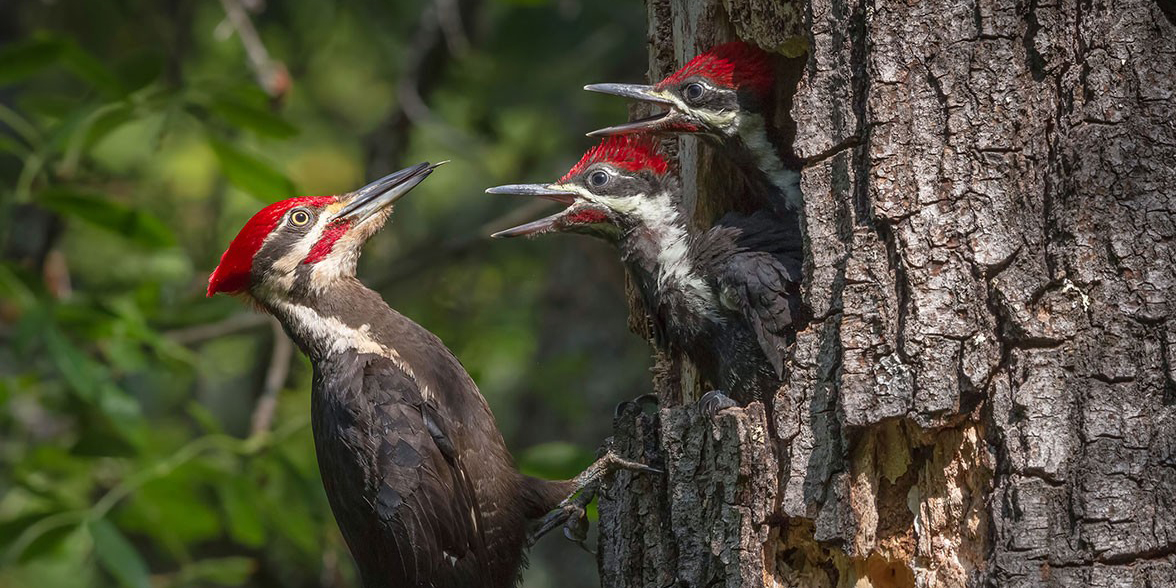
[561,135,671,182]
[655,42,774,102]
[208,163,440,301]
[583,41,777,142]
[208,196,337,296]
[585,41,806,215]
[487,136,677,239]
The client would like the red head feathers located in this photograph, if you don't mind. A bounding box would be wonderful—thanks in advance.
[656,41,774,101]
[561,135,671,183]
[207,196,336,296]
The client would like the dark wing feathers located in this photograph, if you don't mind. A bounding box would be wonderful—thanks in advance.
[316,354,491,588]
[702,212,804,379]
[365,357,490,587]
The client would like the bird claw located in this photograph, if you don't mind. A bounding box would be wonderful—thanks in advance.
[614,392,660,418]
[529,501,586,547]
[529,450,661,547]
[700,390,738,418]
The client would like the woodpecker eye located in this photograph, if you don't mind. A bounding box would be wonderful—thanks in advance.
[588,170,611,188]
[683,82,706,102]
[290,209,312,226]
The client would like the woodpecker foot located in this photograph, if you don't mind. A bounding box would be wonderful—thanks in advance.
[529,497,590,551]
[528,451,660,548]
[700,390,739,417]
[614,392,660,418]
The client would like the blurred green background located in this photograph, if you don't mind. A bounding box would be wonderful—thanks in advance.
[0,1,653,587]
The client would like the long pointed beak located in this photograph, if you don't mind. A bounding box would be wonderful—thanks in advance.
[583,84,681,137]
[484,184,576,205]
[586,112,673,137]
[583,83,671,104]
[338,161,447,223]
[490,212,566,239]
[485,183,583,238]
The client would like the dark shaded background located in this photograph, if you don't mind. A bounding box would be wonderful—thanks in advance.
[0,1,653,586]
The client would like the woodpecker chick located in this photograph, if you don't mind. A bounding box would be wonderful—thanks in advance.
[584,41,805,215]
[208,164,646,587]
[487,136,803,407]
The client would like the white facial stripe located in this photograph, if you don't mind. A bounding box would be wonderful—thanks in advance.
[606,189,716,316]
[659,90,738,136]
[269,211,334,292]
[737,112,803,211]
[552,179,716,317]
[272,300,431,400]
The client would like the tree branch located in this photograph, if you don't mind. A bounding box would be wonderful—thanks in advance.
[217,0,290,100]
[250,316,294,436]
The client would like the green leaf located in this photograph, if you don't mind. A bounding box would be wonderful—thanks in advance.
[209,97,298,139]
[114,52,164,92]
[0,37,66,86]
[60,42,124,97]
[209,138,295,201]
[38,188,176,249]
[217,476,266,547]
[0,35,123,95]
[88,520,150,588]
[178,557,256,586]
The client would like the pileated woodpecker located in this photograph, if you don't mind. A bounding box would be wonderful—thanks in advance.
[487,136,802,410]
[208,163,649,588]
[582,41,804,216]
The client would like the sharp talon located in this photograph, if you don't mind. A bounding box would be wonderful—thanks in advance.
[700,390,738,418]
[633,393,659,406]
[562,509,588,543]
[614,400,635,418]
[614,392,660,418]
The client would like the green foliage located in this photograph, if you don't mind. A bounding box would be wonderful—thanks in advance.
[0,1,650,587]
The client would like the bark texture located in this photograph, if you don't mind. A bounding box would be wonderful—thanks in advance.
[598,1,1176,586]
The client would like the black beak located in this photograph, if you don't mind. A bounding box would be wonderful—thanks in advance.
[583,83,672,104]
[484,183,580,238]
[583,84,680,137]
[484,183,576,205]
[489,212,567,238]
[338,161,447,223]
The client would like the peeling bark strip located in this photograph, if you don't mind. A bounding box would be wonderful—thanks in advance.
[599,0,1176,586]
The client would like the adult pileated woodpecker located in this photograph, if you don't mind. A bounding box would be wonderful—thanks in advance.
[208,164,650,588]
[487,137,802,410]
[582,42,804,217]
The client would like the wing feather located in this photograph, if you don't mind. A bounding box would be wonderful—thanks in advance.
[704,212,804,379]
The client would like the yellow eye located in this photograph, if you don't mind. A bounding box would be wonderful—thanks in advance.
[290,209,311,226]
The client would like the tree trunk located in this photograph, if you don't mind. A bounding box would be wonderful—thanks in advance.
[598,1,1176,587]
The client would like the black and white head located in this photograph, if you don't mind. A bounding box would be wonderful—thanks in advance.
[485,135,682,245]
[584,42,775,141]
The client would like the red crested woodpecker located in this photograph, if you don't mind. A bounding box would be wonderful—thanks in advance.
[208,163,653,587]
[583,42,805,217]
[488,137,803,412]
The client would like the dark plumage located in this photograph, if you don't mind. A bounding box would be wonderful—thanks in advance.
[208,165,577,588]
[488,136,803,405]
[295,283,568,588]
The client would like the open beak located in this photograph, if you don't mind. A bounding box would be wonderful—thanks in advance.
[337,161,447,224]
[583,83,684,137]
[484,183,579,238]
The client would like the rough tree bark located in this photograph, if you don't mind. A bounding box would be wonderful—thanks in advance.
[598,1,1176,587]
